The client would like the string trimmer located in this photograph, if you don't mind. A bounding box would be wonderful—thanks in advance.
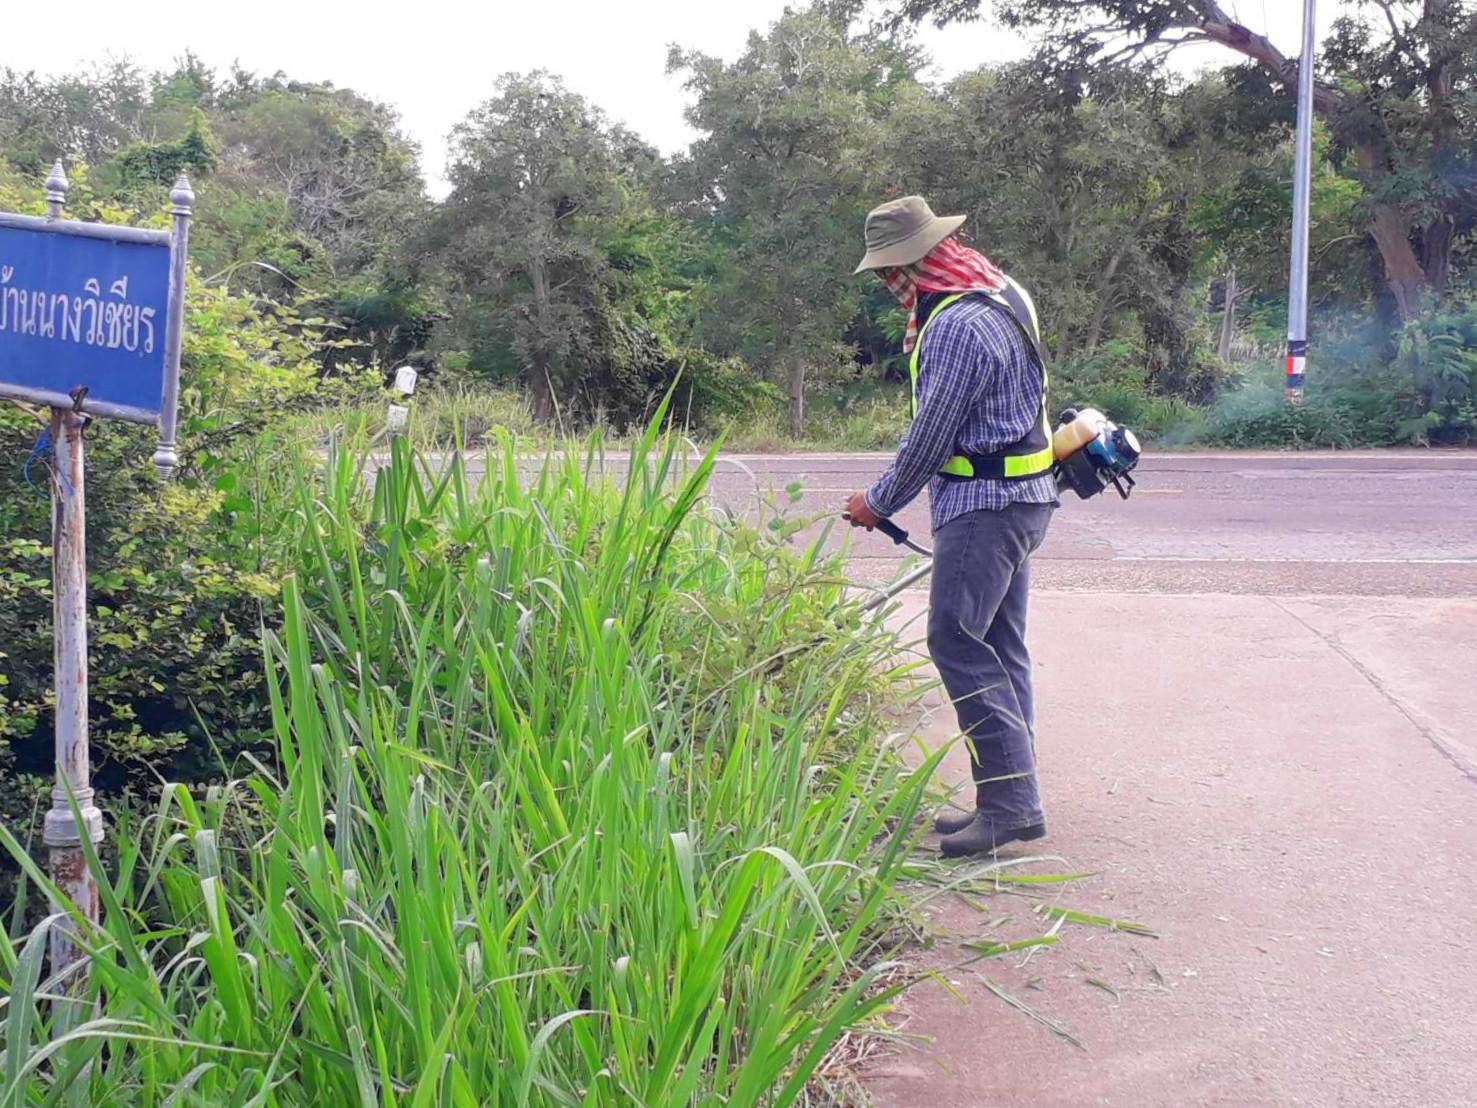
[853,407,1142,613]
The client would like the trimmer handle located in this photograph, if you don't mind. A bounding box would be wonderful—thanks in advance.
[875,518,911,545]
[873,516,934,561]
[844,513,933,556]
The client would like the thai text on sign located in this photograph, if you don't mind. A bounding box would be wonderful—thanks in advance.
[0,218,173,422]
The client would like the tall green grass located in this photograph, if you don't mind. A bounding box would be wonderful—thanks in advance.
[1,416,942,1105]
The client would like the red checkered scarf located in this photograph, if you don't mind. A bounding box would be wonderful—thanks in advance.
[880,236,1007,353]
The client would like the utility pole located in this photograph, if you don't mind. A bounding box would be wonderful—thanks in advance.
[1286,0,1317,404]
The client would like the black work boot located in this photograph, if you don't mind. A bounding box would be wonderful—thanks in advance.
[932,807,978,836]
[940,813,1047,858]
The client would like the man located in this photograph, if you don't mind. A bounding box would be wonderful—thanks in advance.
[844,195,1057,858]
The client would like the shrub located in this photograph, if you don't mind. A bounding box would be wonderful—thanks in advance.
[719,382,911,452]
[1194,359,1403,448]
[1396,298,1477,444]
[1050,341,1211,443]
[279,383,538,449]
[682,349,784,429]
[0,409,291,877]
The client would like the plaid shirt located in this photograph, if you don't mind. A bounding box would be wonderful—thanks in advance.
[865,294,1059,533]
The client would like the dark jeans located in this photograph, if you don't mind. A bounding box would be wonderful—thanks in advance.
[927,502,1054,828]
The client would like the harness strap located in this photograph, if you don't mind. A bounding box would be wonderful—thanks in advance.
[908,281,1053,481]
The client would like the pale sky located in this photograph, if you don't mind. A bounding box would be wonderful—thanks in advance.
[4,0,1340,196]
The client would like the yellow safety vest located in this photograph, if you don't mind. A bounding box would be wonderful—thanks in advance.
[909,281,1054,481]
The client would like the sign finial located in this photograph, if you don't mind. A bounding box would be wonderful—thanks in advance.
[45,160,69,219]
[170,173,195,216]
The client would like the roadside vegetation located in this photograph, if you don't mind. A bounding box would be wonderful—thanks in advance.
[3,407,962,1102]
[4,2,1475,453]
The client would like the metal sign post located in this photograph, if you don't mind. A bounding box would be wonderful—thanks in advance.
[0,163,192,984]
[43,402,102,981]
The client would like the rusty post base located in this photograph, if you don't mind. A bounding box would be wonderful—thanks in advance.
[43,802,104,985]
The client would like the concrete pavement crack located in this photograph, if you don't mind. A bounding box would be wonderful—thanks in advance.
[1267,598,1477,784]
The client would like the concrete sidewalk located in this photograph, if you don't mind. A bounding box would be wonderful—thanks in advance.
[861,590,1477,1108]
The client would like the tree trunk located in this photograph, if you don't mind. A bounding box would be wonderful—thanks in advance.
[1354,144,1430,323]
[527,252,559,422]
[1081,245,1128,353]
[1368,200,1430,322]
[1218,268,1238,362]
[1423,215,1454,291]
[787,361,805,436]
[529,359,556,422]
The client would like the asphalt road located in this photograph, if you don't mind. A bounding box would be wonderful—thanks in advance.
[701,450,1477,597]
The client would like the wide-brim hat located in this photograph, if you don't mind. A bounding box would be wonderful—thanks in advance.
[853,195,966,274]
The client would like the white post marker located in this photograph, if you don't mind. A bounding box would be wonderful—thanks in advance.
[386,364,417,435]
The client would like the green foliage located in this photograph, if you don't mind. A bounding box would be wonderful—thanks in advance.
[1199,384,1390,450]
[1051,340,1207,440]
[105,107,218,191]
[280,384,536,449]
[684,351,786,428]
[0,409,288,866]
[670,7,915,432]
[1391,300,1477,443]
[10,14,1475,434]
[1191,125,1366,304]
[431,72,692,423]
[188,180,332,297]
[1,427,944,1104]
[721,380,911,452]
[2,58,427,390]
[924,0,1477,322]
[214,82,425,274]
[0,60,152,172]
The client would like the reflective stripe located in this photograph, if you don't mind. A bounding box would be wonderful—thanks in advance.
[939,455,975,477]
[907,285,1053,481]
[909,293,968,418]
[1003,441,1054,478]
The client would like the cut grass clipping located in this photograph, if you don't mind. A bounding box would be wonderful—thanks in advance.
[1,413,948,1105]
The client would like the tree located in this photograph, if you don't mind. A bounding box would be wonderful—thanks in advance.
[213,79,425,275]
[0,60,151,172]
[430,72,676,422]
[669,8,915,433]
[894,0,1477,322]
[875,62,1235,391]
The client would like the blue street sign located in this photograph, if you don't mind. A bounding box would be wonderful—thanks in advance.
[0,220,173,419]
[7,166,195,986]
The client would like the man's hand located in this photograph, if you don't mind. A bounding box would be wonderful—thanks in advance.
[843,490,880,530]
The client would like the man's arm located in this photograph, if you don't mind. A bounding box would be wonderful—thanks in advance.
[863,312,985,518]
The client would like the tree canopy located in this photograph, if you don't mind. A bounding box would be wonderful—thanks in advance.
[3,3,1473,444]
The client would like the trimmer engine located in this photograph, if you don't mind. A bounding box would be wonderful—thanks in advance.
[1053,408,1142,501]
